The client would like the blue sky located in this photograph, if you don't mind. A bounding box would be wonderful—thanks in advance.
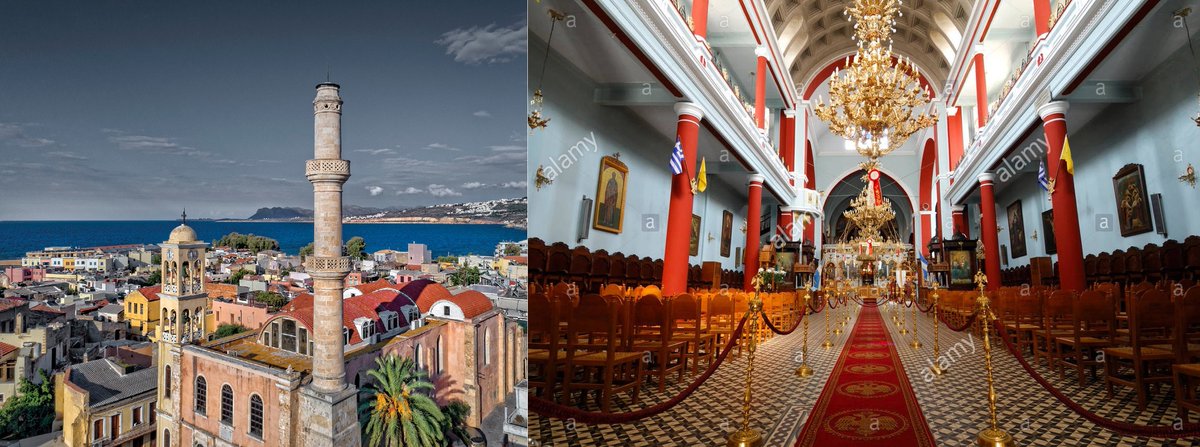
[0,0,527,220]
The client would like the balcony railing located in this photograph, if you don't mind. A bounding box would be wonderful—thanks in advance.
[96,421,155,447]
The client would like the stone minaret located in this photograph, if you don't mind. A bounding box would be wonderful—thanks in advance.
[299,82,361,447]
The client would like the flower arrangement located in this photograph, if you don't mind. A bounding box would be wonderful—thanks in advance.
[756,267,787,291]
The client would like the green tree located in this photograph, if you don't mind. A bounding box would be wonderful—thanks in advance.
[216,232,279,254]
[344,236,367,260]
[151,253,162,265]
[440,400,471,445]
[448,266,481,286]
[213,323,249,339]
[503,243,521,256]
[145,270,162,285]
[0,370,55,440]
[357,356,446,447]
[299,242,314,257]
[227,269,249,285]
[254,291,288,311]
[436,255,458,264]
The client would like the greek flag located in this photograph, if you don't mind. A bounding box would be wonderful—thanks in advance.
[669,138,684,175]
[813,269,821,290]
[918,252,931,279]
[1038,160,1050,192]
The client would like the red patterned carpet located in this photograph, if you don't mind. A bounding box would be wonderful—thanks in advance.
[794,305,936,446]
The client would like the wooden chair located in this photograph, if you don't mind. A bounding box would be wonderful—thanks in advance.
[561,294,644,412]
[706,292,740,357]
[1162,240,1186,282]
[528,291,567,401]
[528,238,547,283]
[1111,249,1128,286]
[545,242,571,285]
[589,250,611,293]
[1142,244,1163,284]
[1171,286,1200,422]
[568,246,592,289]
[1033,290,1074,368]
[1125,247,1144,285]
[670,294,716,375]
[1054,290,1116,385]
[1103,288,1176,410]
[631,294,687,392]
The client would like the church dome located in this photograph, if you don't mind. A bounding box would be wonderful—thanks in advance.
[168,224,197,243]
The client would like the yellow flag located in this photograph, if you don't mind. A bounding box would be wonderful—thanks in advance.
[1060,137,1074,175]
[697,157,708,192]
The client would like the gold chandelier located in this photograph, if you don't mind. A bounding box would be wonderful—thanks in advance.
[843,170,895,243]
[813,0,937,160]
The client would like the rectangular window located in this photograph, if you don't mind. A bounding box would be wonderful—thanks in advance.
[133,406,142,425]
[271,322,280,349]
[443,306,450,316]
[281,319,297,352]
[299,328,308,355]
[149,402,156,424]
[110,414,120,439]
[93,419,103,441]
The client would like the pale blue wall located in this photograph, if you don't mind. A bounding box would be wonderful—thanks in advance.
[527,41,750,270]
[988,45,1200,266]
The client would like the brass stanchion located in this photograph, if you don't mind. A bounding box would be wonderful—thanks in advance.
[795,289,814,377]
[973,271,1016,447]
[833,290,844,335]
[897,290,908,334]
[928,282,944,376]
[909,285,922,349]
[822,291,834,349]
[727,276,765,447]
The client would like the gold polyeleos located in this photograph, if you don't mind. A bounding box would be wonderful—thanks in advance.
[813,0,937,160]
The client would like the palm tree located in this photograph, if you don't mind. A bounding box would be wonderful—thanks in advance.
[440,400,471,444]
[357,355,447,447]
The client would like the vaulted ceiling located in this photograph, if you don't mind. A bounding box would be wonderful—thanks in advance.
[766,0,975,94]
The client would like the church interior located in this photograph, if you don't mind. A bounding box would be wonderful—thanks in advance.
[526,0,1200,445]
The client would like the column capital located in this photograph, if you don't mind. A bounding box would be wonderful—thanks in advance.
[1037,101,1070,120]
[748,173,765,184]
[974,44,986,55]
[978,172,996,184]
[780,205,798,213]
[674,102,705,120]
[754,45,770,59]
[951,205,966,213]
[783,109,796,118]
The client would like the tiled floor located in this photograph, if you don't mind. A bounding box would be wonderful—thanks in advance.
[530,301,1200,446]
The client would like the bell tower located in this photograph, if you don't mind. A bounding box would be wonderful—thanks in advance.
[155,211,210,446]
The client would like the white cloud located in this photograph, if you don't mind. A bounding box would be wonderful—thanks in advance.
[428,184,462,197]
[45,151,87,160]
[489,145,524,152]
[501,181,528,189]
[366,185,384,196]
[396,187,424,195]
[354,148,395,155]
[424,142,461,152]
[461,182,485,189]
[473,110,492,118]
[0,122,55,148]
[435,20,527,65]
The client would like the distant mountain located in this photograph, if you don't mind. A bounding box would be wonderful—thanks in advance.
[241,198,526,228]
[247,207,312,220]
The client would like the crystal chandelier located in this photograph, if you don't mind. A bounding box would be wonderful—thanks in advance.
[813,0,937,160]
[843,170,895,243]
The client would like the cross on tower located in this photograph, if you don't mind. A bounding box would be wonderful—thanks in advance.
[181,209,187,224]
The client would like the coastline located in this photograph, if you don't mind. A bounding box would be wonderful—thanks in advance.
[217,218,527,229]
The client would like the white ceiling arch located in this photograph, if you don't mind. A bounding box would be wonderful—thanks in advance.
[766,0,975,92]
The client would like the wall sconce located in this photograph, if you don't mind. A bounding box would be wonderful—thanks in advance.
[577,195,593,243]
[1180,163,1196,188]
[1031,230,1039,241]
[535,165,553,190]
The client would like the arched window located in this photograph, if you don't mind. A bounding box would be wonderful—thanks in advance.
[163,429,170,446]
[164,365,172,399]
[194,376,207,415]
[435,336,443,374]
[415,343,422,369]
[249,394,264,438]
[220,384,234,424]
[484,328,492,366]
[343,327,350,345]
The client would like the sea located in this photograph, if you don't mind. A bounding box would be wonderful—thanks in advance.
[0,221,526,260]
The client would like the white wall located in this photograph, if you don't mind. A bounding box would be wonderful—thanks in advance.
[528,41,750,270]
[985,44,1200,265]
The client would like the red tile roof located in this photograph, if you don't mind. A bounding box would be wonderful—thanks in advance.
[0,298,23,313]
[409,281,453,313]
[266,289,410,345]
[348,279,399,296]
[135,285,162,302]
[0,342,17,357]
[504,256,528,265]
[450,290,495,319]
[31,304,65,315]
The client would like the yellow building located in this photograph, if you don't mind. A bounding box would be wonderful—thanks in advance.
[124,286,162,341]
[57,358,157,447]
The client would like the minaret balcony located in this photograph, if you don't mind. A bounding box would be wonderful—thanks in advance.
[305,159,350,183]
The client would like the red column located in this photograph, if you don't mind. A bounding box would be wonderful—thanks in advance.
[951,205,968,238]
[978,173,1001,290]
[1033,0,1051,37]
[1039,101,1086,292]
[754,46,768,130]
[743,174,765,291]
[692,0,710,39]
[803,137,815,242]
[663,102,705,296]
[947,111,965,173]
[973,51,989,128]
[778,207,794,242]
[781,110,795,178]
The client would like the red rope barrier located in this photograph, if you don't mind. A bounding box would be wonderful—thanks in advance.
[916,299,935,313]
[992,321,1200,438]
[762,312,802,335]
[808,298,826,314]
[939,310,978,332]
[530,315,749,424]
